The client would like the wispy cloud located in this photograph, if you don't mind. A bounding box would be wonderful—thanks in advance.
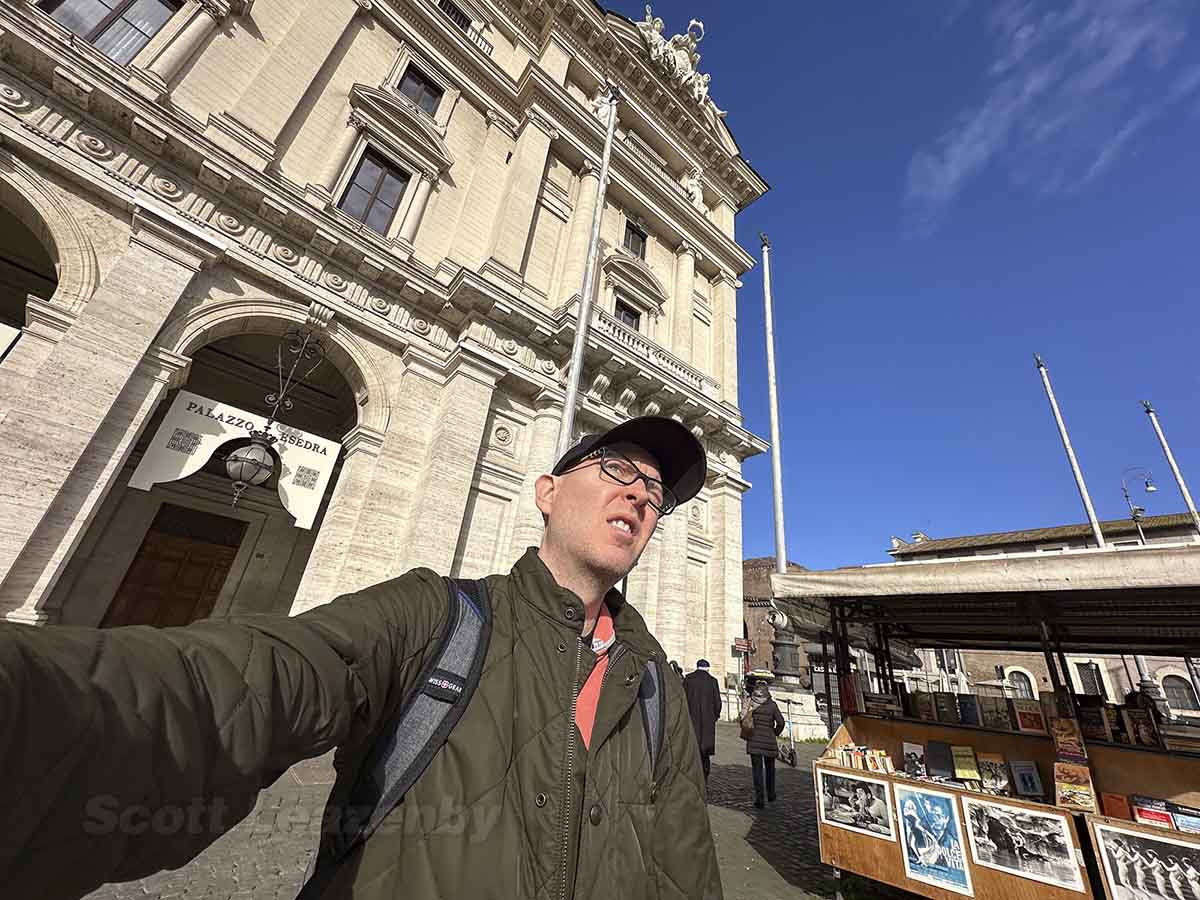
[906,0,1199,236]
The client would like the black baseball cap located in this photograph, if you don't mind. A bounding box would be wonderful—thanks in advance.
[551,416,707,505]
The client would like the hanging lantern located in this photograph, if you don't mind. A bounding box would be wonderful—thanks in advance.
[225,431,276,505]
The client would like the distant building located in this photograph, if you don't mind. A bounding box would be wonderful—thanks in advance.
[890,515,1200,720]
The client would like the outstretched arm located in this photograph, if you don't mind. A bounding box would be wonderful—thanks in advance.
[0,568,447,900]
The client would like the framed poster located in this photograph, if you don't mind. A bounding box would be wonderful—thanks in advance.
[1092,820,1200,900]
[962,795,1084,892]
[894,783,974,896]
[816,766,896,841]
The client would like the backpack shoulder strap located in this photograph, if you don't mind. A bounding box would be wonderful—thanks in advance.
[298,577,492,898]
[637,658,666,776]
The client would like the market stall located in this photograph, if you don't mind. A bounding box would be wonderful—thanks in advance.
[774,545,1200,900]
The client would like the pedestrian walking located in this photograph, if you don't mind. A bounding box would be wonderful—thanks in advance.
[683,658,722,780]
[741,677,785,808]
[0,417,722,900]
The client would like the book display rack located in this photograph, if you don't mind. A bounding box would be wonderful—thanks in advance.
[771,546,1200,900]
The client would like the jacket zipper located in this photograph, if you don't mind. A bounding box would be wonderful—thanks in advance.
[557,636,584,900]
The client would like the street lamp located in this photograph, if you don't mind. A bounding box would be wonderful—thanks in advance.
[1120,466,1158,545]
[222,327,326,506]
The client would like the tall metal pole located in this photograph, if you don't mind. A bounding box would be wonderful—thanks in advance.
[1142,400,1200,538]
[1034,354,1105,548]
[556,85,621,458]
[761,234,788,575]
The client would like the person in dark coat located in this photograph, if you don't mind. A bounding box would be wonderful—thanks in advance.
[683,658,722,780]
[742,678,785,808]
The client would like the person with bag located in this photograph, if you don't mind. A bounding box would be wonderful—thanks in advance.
[740,677,785,809]
[0,417,723,900]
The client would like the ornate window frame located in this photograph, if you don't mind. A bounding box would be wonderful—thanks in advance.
[1003,665,1038,699]
[381,44,461,132]
[601,252,669,333]
[328,83,456,245]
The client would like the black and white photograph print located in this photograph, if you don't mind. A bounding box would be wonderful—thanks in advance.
[1094,822,1200,900]
[962,796,1084,893]
[816,766,896,841]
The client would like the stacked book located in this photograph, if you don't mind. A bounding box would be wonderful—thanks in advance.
[1050,716,1098,814]
[1101,793,1200,834]
[833,745,895,774]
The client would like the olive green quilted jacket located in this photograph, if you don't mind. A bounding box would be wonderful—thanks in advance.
[0,548,721,899]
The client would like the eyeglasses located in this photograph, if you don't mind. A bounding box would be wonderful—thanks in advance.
[568,448,678,515]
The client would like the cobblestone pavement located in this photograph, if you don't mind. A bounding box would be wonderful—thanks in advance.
[84,723,914,900]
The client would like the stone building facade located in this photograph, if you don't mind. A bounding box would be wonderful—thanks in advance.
[0,0,767,682]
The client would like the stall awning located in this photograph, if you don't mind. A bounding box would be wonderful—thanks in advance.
[771,545,1200,656]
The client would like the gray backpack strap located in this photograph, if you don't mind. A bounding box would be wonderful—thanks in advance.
[638,658,666,777]
[298,577,491,899]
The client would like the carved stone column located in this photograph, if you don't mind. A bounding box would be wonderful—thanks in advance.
[557,161,599,303]
[398,172,436,245]
[509,389,565,559]
[672,241,699,363]
[450,112,515,268]
[290,424,385,614]
[304,113,363,207]
[128,0,237,101]
[485,111,558,278]
[712,272,740,407]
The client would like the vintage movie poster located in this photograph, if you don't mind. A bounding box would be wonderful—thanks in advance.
[1094,821,1200,900]
[816,767,896,841]
[962,796,1084,892]
[895,784,974,896]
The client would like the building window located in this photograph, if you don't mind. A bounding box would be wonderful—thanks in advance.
[338,150,410,236]
[623,222,647,260]
[934,649,957,674]
[1164,675,1200,711]
[614,299,641,332]
[437,0,471,30]
[1007,670,1035,700]
[1075,662,1108,699]
[399,66,443,117]
[39,0,181,65]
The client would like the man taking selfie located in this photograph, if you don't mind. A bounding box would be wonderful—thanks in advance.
[0,416,721,900]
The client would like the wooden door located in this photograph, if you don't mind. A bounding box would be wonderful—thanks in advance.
[101,504,246,628]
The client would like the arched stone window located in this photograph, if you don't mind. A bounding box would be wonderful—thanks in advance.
[1007,669,1035,700]
[1163,674,1199,711]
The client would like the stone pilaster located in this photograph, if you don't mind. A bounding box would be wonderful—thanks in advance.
[206,0,364,170]
[290,423,385,614]
[625,527,663,636]
[654,502,690,665]
[0,297,77,420]
[1,346,193,623]
[557,161,599,303]
[0,205,224,610]
[485,111,557,277]
[672,241,699,363]
[712,273,740,407]
[399,346,505,573]
[508,389,565,559]
[707,474,748,685]
[450,113,516,268]
[335,351,443,594]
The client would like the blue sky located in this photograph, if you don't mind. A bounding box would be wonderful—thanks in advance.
[614,0,1200,569]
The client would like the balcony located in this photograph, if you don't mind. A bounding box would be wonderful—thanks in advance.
[436,0,494,56]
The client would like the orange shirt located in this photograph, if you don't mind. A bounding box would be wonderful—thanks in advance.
[574,603,615,749]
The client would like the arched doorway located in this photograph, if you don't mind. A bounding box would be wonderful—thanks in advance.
[49,329,359,627]
[0,200,58,361]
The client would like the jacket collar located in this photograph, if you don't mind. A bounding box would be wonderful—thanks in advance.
[510,547,663,660]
